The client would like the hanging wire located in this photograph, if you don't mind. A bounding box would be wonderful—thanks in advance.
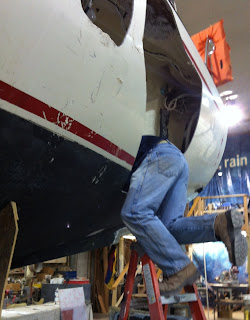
[163,93,192,113]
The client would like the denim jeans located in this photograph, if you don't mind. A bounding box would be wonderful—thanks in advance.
[121,142,217,276]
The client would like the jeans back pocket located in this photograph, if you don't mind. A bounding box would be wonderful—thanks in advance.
[156,151,183,178]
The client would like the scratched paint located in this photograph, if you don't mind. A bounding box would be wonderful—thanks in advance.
[0,0,227,200]
[90,70,106,103]
[115,77,123,96]
[91,164,107,184]
[55,112,74,131]
[86,228,105,237]
[0,0,147,170]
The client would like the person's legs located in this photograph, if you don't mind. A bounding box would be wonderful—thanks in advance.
[158,153,247,266]
[154,146,216,273]
[158,158,218,244]
[168,214,217,244]
[214,210,248,266]
[121,143,191,277]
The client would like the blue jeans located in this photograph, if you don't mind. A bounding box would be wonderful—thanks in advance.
[121,142,217,276]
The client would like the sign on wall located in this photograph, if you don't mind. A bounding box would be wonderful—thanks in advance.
[201,133,250,203]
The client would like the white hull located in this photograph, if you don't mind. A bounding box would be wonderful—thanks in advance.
[0,0,227,265]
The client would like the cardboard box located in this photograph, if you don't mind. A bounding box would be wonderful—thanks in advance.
[37,273,47,282]
[42,266,55,276]
[5,283,21,291]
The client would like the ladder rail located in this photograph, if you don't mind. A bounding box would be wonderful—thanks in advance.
[118,248,206,320]
[185,284,207,320]
[119,250,138,320]
[141,254,165,320]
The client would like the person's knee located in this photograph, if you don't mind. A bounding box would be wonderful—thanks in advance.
[121,206,130,224]
[121,205,137,228]
[180,157,189,180]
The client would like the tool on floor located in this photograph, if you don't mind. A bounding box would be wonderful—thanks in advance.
[119,244,206,320]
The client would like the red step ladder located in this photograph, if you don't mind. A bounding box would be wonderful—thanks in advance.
[119,248,206,320]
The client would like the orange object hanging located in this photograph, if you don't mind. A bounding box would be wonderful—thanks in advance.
[191,19,233,87]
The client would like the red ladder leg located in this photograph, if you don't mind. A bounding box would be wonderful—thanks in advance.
[163,304,168,319]
[119,250,138,320]
[141,254,165,320]
[185,284,206,320]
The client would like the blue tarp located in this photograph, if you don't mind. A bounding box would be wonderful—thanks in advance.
[192,242,248,283]
[201,132,250,204]
[193,133,249,282]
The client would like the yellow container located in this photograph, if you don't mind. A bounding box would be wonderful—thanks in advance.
[245,309,250,320]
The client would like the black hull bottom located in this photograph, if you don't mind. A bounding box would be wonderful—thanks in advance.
[0,109,129,267]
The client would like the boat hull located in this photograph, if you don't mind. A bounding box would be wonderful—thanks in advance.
[0,0,228,267]
[0,108,128,267]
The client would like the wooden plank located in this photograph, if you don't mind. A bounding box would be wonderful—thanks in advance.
[93,249,100,312]
[94,248,109,313]
[0,202,18,315]
[98,294,107,314]
[117,238,125,300]
[132,293,147,298]
[102,247,109,312]
[44,257,67,263]
[118,238,124,284]
[137,284,145,294]
[111,287,117,307]
[215,299,243,304]
[187,197,200,217]
[111,263,129,290]
[204,209,229,214]
[201,194,248,199]
[115,292,124,307]
[198,197,202,216]
[202,199,205,214]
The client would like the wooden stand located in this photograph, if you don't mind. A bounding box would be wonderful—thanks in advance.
[187,194,250,235]
[0,202,19,317]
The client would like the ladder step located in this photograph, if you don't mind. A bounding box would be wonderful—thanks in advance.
[119,249,206,320]
[133,293,197,304]
[132,293,147,298]
[160,293,197,305]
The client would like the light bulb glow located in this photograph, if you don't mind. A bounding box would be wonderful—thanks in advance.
[217,105,243,127]
[226,94,238,101]
[220,90,233,97]
[123,234,136,240]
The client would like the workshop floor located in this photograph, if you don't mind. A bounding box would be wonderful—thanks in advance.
[94,309,245,319]
[93,314,109,320]
[205,307,244,320]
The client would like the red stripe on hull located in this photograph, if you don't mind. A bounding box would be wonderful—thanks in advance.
[183,43,220,110]
[0,80,135,165]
